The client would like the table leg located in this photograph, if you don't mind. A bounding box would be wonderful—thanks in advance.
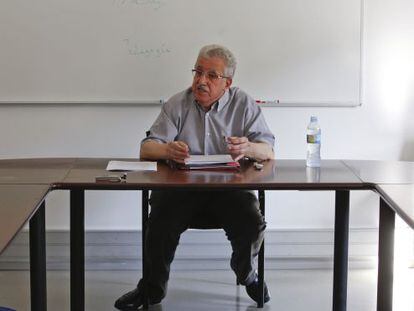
[377,198,395,311]
[258,190,265,308]
[333,190,350,311]
[142,190,149,310]
[70,190,85,311]
[29,201,47,311]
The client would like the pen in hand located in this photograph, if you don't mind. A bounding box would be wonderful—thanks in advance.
[223,135,229,146]
[167,141,190,164]
[225,136,250,161]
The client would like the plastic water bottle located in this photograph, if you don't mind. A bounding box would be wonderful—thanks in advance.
[306,116,321,167]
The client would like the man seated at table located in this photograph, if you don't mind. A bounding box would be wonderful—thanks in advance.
[115,44,275,310]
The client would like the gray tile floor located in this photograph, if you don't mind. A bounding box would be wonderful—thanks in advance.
[0,268,412,311]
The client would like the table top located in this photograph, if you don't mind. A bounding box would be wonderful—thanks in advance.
[0,184,49,254]
[0,158,75,184]
[343,160,414,184]
[1,157,414,254]
[376,184,414,229]
[55,158,365,190]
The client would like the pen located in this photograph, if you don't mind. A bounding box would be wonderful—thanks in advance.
[223,135,231,145]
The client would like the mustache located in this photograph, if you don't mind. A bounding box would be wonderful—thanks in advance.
[197,84,208,92]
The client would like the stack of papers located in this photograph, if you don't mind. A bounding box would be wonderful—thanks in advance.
[181,155,240,170]
[106,160,157,171]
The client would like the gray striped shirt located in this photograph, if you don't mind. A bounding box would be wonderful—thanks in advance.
[142,87,275,155]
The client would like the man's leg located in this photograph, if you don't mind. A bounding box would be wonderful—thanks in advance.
[115,190,197,310]
[144,190,197,299]
[214,190,269,303]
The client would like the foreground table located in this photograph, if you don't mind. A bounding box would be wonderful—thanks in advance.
[0,184,50,311]
[1,158,414,311]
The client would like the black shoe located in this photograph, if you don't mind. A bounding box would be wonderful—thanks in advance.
[114,281,164,311]
[114,286,145,311]
[245,276,271,304]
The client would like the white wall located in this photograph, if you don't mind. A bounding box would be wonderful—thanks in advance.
[1,0,413,231]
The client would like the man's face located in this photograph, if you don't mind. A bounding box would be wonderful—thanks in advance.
[191,56,232,109]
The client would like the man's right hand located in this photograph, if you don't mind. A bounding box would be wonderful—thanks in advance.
[166,141,190,164]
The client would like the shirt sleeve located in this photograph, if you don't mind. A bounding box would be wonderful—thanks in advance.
[243,99,275,149]
[141,104,178,145]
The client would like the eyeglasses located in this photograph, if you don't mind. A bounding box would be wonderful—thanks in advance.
[191,69,229,81]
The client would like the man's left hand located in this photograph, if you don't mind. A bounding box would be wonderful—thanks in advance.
[226,136,250,161]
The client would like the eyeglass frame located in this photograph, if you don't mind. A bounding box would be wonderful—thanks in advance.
[191,68,231,81]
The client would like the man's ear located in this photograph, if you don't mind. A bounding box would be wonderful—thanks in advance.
[225,78,233,89]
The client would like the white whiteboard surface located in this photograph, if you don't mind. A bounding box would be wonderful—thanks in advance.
[0,0,362,106]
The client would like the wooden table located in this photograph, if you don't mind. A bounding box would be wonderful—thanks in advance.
[1,158,414,311]
[343,160,414,311]
[0,185,50,311]
[0,158,76,311]
[54,158,365,311]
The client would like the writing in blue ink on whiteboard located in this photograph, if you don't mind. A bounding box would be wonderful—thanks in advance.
[123,40,171,58]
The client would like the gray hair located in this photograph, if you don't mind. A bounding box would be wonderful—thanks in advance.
[197,44,237,78]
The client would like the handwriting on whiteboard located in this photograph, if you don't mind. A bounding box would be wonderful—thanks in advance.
[123,40,171,57]
[113,0,165,10]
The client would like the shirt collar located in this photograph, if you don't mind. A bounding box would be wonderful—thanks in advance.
[191,88,230,112]
[216,89,230,112]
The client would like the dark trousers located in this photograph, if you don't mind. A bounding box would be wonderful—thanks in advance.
[142,190,266,301]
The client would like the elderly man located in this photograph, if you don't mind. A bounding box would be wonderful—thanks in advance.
[115,44,275,310]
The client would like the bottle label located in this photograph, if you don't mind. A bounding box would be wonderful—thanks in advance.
[307,133,321,144]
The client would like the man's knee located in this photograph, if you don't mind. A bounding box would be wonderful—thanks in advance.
[225,215,266,245]
[232,203,265,236]
[245,217,266,241]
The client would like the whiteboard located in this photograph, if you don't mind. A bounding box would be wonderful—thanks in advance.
[0,0,362,106]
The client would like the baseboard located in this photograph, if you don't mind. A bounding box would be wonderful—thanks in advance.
[0,229,379,270]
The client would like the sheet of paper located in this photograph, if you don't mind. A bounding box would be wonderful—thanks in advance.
[106,160,157,171]
[184,154,234,165]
